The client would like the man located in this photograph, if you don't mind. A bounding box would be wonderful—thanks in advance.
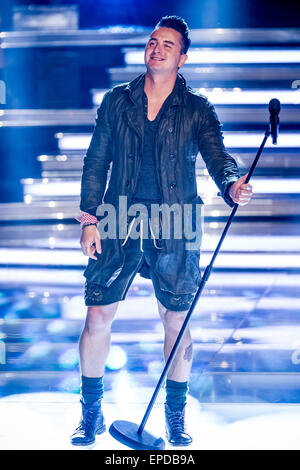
[71,15,253,447]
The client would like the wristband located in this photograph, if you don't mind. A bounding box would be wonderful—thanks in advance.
[82,223,97,229]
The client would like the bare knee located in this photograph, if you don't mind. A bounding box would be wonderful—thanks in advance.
[163,309,190,337]
[84,304,118,335]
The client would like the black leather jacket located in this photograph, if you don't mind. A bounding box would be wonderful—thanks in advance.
[80,73,240,294]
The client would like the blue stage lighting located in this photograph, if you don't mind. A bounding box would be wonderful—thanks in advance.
[106,345,127,371]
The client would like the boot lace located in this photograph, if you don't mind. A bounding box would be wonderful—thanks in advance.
[75,408,95,435]
[167,408,185,434]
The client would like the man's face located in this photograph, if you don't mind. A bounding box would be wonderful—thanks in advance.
[144,26,188,75]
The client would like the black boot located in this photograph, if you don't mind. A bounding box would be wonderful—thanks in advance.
[165,403,192,447]
[70,399,106,446]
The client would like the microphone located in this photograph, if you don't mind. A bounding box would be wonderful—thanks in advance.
[269,98,280,145]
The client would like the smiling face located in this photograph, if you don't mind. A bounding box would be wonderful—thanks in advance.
[144,27,188,76]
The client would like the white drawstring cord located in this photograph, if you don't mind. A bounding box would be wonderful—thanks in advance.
[140,219,144,252]
[121,217,136,247]
[122,216,161,251]
[149,218,162,249]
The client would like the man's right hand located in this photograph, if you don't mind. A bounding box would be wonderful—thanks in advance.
[80,225,102,260]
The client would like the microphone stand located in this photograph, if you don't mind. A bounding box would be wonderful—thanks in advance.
[109,124,273,450]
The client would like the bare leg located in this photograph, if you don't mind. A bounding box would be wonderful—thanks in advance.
[79,302,119,377]
[156,299,193,382]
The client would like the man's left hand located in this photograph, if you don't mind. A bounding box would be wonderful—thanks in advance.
[229,173,253,206]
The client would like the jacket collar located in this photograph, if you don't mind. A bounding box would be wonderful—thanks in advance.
[124,72,187,107]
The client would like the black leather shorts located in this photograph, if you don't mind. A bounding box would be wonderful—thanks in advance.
[84,232,195,312]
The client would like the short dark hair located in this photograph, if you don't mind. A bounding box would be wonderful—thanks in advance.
[155,15,191,54]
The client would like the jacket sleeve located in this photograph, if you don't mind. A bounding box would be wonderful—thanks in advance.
[198,97,240,207]
[79,90,113,216]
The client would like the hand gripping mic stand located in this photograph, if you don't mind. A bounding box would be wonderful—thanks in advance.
[109,99,280,450]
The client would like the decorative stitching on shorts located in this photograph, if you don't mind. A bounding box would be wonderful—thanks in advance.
[84,282,103,304]
[168,294,194,309]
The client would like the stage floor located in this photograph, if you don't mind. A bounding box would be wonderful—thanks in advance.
[1,262,300,450]
[0,392,299,450]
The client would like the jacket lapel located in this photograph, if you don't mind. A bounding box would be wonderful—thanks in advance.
[124,74,145,140]
[126,107,144,140]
